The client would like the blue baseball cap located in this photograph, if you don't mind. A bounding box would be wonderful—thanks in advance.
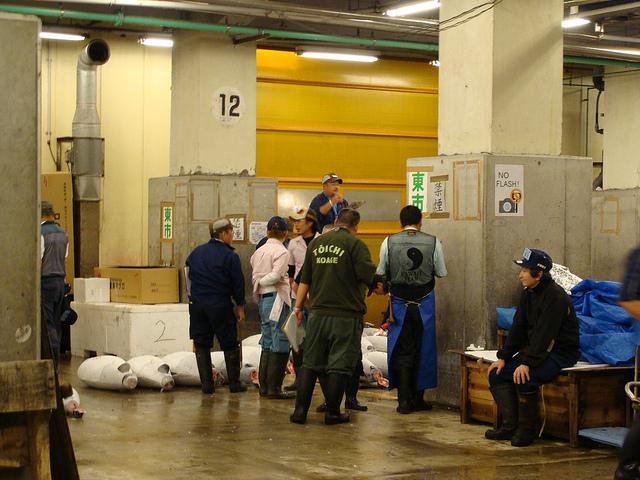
[267,216,288,232]
[514,248,553,272]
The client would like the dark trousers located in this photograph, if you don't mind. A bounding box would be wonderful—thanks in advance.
[189,303,238,351]
[41,276,65,366]
[391,304,423,373]
[489,354,565,394]
[620,418,640,465]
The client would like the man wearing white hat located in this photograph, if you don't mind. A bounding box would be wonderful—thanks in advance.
[309,173,348,232]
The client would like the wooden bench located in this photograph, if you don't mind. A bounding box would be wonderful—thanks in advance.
[452,350,634,447]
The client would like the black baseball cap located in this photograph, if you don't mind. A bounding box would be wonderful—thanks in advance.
[267,216,288,231]
[514,248,553,272]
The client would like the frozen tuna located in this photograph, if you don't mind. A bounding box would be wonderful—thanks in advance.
[77,355,138,391]
[241,334,261,348]
[365,335,387,353]
[361,337,375,354]
[128,355,175,391]
[163,352,201,387]
[363,351,389,388]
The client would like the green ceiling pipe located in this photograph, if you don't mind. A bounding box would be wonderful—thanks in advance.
[0,3,439,52]
[3,4,640,65]
[563,55,640,68]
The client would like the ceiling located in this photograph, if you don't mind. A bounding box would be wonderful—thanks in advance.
[3,0,640,72]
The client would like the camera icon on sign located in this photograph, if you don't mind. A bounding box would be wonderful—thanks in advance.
[498,198,518,214]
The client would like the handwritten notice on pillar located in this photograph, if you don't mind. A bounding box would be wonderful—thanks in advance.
[249,222,268,245]
[429,175,449,219]
[495,165,524,216]
[407,171,428,212]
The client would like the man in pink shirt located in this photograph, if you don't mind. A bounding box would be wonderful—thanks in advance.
[250,216,294,399]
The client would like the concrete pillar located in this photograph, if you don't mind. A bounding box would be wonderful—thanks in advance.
[438,0,563,155]
[0,13,41,361]
[425,0,591,406]
[603,68,640,189]
[170,32,256,175]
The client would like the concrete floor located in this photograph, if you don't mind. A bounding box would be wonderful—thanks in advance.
[59,356,619,480]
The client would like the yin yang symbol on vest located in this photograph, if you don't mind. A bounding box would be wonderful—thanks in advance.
[405,248,424,270]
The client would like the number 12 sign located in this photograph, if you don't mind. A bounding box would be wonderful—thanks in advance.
[213,87,242,124]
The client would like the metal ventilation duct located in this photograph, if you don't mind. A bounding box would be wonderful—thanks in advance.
[71,39,110,201]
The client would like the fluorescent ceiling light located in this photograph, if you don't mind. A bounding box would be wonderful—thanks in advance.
[386,1,440,17]
[580,46,640,57]
[140,37,174,48]
[297,51,378,63]
[562,17,591,29]
[40,31,85,41]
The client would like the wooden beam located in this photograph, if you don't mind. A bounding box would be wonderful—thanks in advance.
[0,361,56,414]
[27,411,51,479]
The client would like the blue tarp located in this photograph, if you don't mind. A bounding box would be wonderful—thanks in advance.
[571,279,638,366]
[495,279,640,366]
[496,307,517,330]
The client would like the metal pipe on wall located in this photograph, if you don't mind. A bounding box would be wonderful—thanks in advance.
[3,3,640,67]
[32,0,438,35]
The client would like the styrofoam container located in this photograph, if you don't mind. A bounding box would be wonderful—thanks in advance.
[74,277,111,303]
[70,301,191,358]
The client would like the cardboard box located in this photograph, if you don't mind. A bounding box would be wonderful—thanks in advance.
[94,267,178,304]
[74,277,110,303]
[42,172,75,289]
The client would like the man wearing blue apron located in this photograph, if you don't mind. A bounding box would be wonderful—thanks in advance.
[375,205,447,413]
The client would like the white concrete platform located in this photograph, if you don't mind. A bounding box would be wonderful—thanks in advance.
[71,301,192,359]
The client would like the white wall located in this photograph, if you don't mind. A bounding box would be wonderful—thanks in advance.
[603,68,640,189]
[41,35,171,266]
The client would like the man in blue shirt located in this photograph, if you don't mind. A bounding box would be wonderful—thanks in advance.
[309,173,349,232]
[186,217,247,395]
[41,200,69,367]
[615,247,640,480]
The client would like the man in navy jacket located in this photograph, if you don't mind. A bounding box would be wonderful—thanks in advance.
[187,217,247,395]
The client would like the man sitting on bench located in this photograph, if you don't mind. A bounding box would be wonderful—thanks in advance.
[486,248,580,447]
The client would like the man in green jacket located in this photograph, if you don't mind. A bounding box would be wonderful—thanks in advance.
[290,208,376,425]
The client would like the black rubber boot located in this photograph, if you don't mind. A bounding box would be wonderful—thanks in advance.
[345,371,367,411]
[266,352,295,399]
[510,390,539,447]
[614,462,640,480]
[315,374,329,412]
[195,345,214,394]
[258,350,269,396]
[485,383,519,440]
[324,373,350,425]
[395,368,414,414]
[413,390,433,411]
[290,368,317,424]
[224,348,247,393]
[285,348,303,392]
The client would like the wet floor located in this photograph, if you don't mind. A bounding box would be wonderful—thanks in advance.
[59,356,619,479]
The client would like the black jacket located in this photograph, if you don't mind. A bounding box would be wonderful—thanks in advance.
[497,276,580,368]
[186,239,245,307]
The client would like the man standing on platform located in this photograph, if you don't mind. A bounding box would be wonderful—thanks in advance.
[615,246,640,480]
[290,208,376,425]
[186,218,247,395]
[375,205,447,414]
[309,173,349,233]
[486,248,579,447]
[41,200,69,367]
